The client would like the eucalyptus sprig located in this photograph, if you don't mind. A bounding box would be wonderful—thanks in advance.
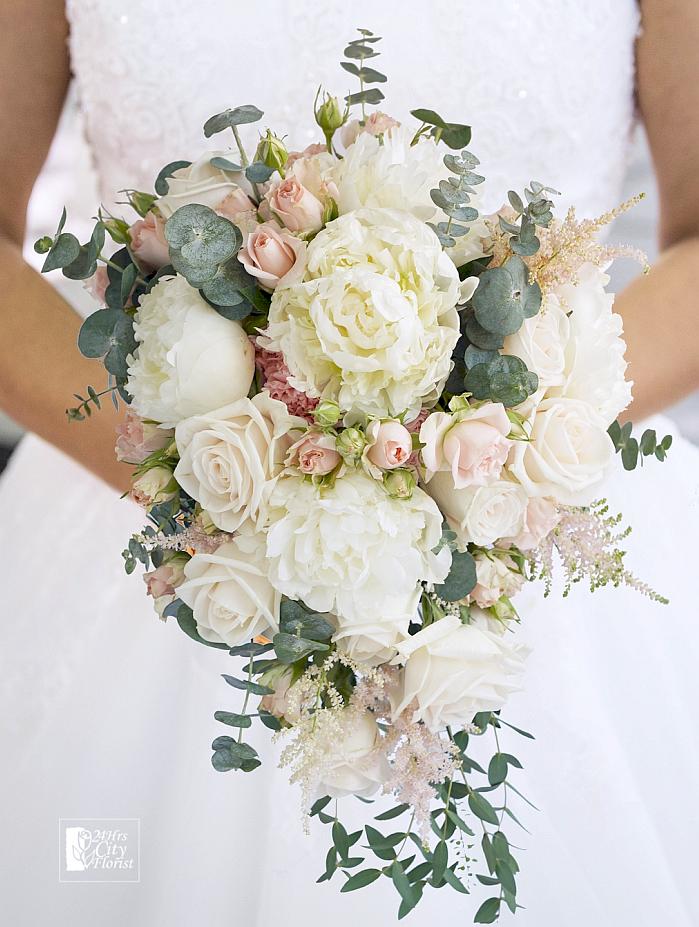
[498,182,559,257]
[428,149,484,248]
[608,420,672,470]
[341,28,386,123]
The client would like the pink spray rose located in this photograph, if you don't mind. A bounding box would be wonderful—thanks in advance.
[215,187,256,222]
[505,497,560,551]
[286,143,328,168]
[287,430,341,476]
[366,420,412,470]
[420,402,512,489]
[84,265,109,304]
[115,410,173,464]
[128,211,170,271]
[143,554,188,620]
[341,112,401,147]
[238,223,306,291]
[266,177,324,234]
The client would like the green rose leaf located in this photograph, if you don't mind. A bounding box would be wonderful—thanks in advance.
[203,105,264,138]
[154,160,191,196]
[433,550,477,602]
[272,632,330,665]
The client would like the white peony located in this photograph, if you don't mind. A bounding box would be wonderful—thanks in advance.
[316,709,390,799]
[425,473,528,547]
[392,612,527,733]
[126,275,254,427]
[509,395,615,504]
[174,393,303,533]
[550,262,632,422]
[262,208,460,417]
[177,533,280,647]
[156,151,249,219]
[263,470,450,630]
[503,293,571,389]
[331,126,448,221]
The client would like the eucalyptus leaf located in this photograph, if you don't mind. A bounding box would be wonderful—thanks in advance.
[214,711,252,729]
[154,160,191,196]
[434,550,477,601]
[203,105,264,137]
[42,233,81,273]
[165,204,241,267]
[465,317,506,351]
[177,603,229,649]
[345,88,385,106]
[272,632,329,665]
[210,156,242,172]
[245,161,275,183]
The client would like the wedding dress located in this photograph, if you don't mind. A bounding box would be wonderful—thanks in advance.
[1,1,698,924]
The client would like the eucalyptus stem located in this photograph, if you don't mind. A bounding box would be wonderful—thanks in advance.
[238,653,254,744]
[230,124,261,202]
[99,255,147,289]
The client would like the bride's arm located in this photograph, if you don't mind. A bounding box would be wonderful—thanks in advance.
[618,0,699,420]
[0,1,129,491]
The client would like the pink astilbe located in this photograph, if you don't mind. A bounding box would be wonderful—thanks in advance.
[133,525,230,555]
[530,500,668,603]
[254,343,318,420]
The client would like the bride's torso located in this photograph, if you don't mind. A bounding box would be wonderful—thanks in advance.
[67,0,639,217]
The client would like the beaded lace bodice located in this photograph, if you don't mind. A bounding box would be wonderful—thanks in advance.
[66,0,640,216]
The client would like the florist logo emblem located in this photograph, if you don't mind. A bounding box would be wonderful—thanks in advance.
[59,819,140,882]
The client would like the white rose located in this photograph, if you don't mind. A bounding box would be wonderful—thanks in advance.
[130,466,177,508]
[331,126,448,221]
[316,709,389,799]
[262,208,460,417]
[509,395,615,504]
[392,612,527,733]
[471,553,525,608]
[174,392,303,533]
[503,293,571,389]
[263,470,450,632]
[156,151,250,219]
[126,275,254,427]
[550,262,632,422]
[330,611,411,667]
[177,533,280,647]
[426,473,528,547]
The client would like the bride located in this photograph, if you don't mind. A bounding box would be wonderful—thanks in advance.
[1,1,698,924]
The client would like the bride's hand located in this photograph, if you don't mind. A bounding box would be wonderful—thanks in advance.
[0,1,130,492]
[617,0,699,420]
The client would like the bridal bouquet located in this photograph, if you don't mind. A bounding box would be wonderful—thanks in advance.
[37,29,670,922]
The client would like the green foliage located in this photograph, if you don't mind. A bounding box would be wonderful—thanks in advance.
[608,420,673,470]
[200,256,270,320]
[472,255,541,336]
[203,105,264,138]
[499,181,559,256]
[465,354,539,408]
[209,155,242,172]
[341,29,385,116]
[272,598,333,665]
[433,549,477,602]
[410,108,472,150]
[67,383,121,423]
[176,602,229,650]
[428,149,484,248]
[154,160,192,196]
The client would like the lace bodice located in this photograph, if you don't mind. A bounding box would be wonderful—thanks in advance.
[66,0,639,217]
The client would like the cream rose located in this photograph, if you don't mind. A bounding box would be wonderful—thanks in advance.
[315,709,390,799]
[470,553,525,608]
[156,151,249,219]
[174,392,302,533]
[263,470,450,629]
[508,396,615,504]
[503,293,570,389]
[126,275,255,427]
[420,402,512,488]
[426,473,528,547]
[550,262,632,422]
[177,533,280,647]
[262,208,460,417]
[392,612,527,732]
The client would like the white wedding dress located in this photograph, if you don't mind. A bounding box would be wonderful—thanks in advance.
[2,1,698,924]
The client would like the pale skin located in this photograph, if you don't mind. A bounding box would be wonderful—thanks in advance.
[0,0,697,494]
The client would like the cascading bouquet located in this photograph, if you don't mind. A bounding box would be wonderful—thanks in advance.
[36,28,671,923]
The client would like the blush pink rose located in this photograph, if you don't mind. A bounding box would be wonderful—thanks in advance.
[115,410,173,464]
[505,497,560,551]
[84,265,109,304]
[129,211,169,271]
[366,420,412,470]
[286,143,328,168]
[144,561,182,599]
[341,112,401,147]
[420,403,512,489]
[215,187,256,221]
[288,430,341,475]
[266,177,324,233]
[238,223,306,291]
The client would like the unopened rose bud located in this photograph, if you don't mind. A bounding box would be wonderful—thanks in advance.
[255,129,289,177]
[129,189,157,217]
[131,466,178,508]
[336,426,366,464]
[314,91,348,149]
[383,468,416,500]
[314,399,342,427]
